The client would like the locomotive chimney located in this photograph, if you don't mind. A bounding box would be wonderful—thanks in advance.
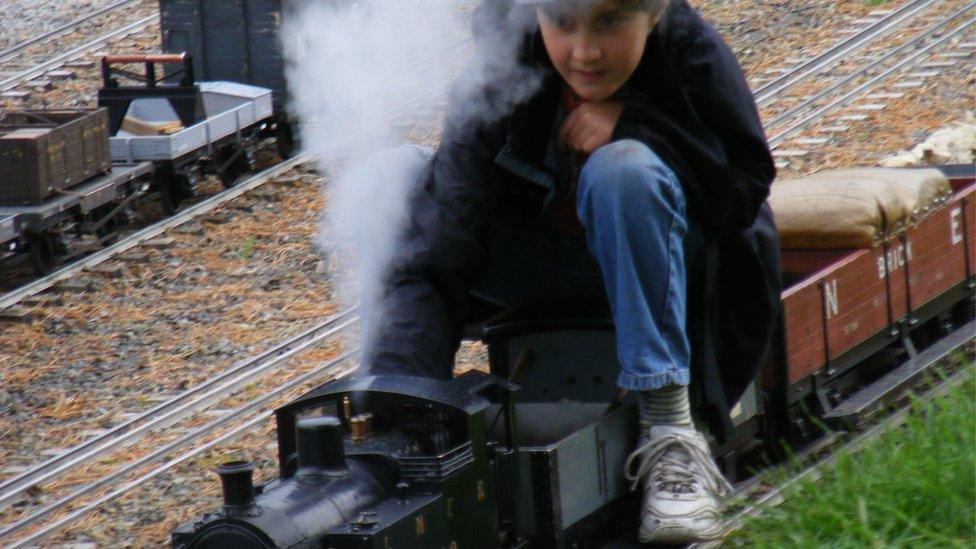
[296,416,348,477]
[216,460,256,512]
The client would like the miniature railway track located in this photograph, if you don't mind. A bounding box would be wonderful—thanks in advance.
[751,0,941,106]
[0,308,356,511]
[766,3,976,147]
[0,13,156,94]
[1,1,973,545]
[0,0,141,67]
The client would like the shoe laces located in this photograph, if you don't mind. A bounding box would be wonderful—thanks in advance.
[623,432,733,497]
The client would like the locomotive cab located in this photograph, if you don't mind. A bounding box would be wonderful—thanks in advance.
[480,310,641,546]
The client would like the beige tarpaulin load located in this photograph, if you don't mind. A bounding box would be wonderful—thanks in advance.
[120,115,184,136]
[769,167,952,249]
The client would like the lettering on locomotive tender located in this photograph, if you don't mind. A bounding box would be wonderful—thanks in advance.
[876,240,914,280]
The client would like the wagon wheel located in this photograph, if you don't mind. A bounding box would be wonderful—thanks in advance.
[155,168,184,215]
[27,231,64,275]
[215,145,252,189]
[275,120,296,159]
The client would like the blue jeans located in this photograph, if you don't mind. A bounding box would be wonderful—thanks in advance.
[474,140,694,391]
[579,140,692,390]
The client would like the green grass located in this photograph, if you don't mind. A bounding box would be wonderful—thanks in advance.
[234,236,257,260]
[730,368,975,548]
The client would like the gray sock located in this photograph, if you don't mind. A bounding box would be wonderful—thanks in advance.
[638,384,693,431]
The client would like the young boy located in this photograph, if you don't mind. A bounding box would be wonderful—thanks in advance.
[361,0,779,543]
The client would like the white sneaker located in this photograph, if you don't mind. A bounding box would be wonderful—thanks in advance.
[623,425,733,544]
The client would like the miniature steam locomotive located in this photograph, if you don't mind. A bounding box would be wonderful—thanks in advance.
[173,331,650,548]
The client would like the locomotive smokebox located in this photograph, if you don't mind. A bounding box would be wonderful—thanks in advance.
[172,415,393,549]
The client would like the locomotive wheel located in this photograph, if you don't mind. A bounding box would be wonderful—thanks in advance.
[27,231,63,275]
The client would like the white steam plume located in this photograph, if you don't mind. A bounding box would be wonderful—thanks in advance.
[282,0,545,365]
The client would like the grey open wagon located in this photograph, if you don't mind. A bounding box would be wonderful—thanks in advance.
[98,54,276,213]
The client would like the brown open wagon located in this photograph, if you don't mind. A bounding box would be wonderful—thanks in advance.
[764,165,974,434]
[0,109,111,206]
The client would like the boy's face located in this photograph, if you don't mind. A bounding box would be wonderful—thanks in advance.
[537,0,653,101]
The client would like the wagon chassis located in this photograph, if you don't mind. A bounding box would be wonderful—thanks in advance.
[0,162,155,273]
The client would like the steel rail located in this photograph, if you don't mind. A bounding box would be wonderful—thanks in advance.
[2,352,359,546]
[0,308,357,511]
[0,15,156,93]
[768,11,976,147]
[753,0,940,106]
[0,0,142,65]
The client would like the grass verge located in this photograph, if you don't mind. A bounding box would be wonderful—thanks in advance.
[729,366,975,548]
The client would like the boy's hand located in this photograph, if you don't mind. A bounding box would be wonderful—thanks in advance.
[558,101,625,155]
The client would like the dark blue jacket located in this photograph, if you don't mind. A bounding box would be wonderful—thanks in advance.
[363,0,781,441]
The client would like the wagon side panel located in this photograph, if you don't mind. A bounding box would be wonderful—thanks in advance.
[160,0,286,107]
[904,186,976,311]
[246,0,286,108]
[780,285,824,385]
[781,249,891,384]
[0,137,47,204]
